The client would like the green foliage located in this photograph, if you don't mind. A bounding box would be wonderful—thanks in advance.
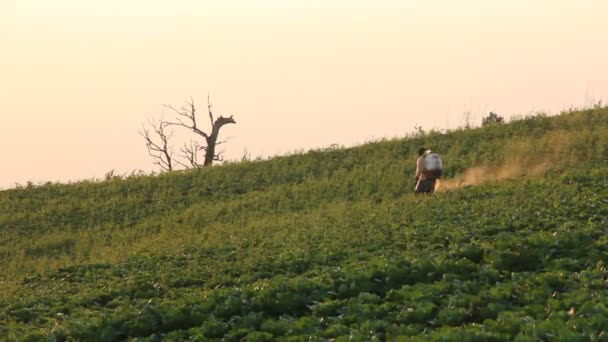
[1,108,608,340]
[482,112,505,126]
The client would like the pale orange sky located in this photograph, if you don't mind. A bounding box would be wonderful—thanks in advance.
[1,0,607,188]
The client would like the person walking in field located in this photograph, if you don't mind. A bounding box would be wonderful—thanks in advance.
[415,147,443,194]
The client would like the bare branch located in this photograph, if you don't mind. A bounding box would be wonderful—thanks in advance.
[163,105,191,127]
[215,136,233,146]
[179,140,203,169]
[163,100,210,139]
[139,121,174,171]
[213,151,224,162]
[207,92,214,128]
[173,158,191,170]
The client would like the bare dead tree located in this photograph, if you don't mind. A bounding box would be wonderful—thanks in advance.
[164,95,236,167]
[139,120,174,171]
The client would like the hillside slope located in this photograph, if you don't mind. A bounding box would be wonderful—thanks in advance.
[1,108,607,340]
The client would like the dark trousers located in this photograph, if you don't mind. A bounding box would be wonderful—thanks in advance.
[415,178,437,194]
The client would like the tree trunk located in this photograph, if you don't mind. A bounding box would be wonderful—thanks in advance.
[203,116,236,166]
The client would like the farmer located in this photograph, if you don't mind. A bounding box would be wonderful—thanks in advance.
[415,147,442,194]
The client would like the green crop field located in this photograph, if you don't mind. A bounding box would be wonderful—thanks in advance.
[1,108,608,341]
